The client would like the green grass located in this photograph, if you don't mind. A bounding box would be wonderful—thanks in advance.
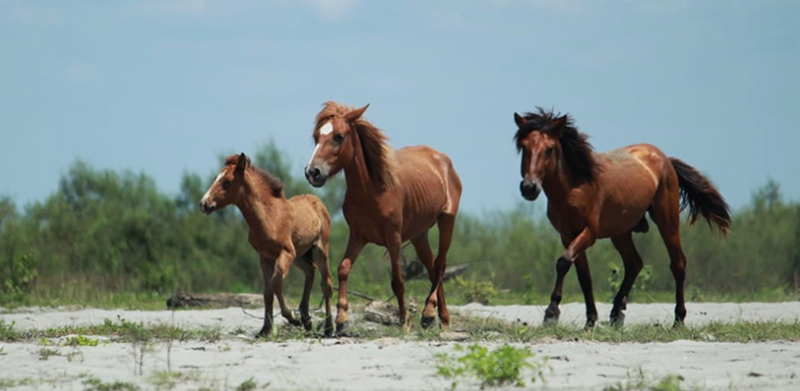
[3,311,799,344]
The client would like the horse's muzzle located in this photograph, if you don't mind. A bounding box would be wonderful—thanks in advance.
[199,200,217,215]
[520,180,541,201]
[305,165,328,188]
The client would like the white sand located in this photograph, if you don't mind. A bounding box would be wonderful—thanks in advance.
[1,302,798,390]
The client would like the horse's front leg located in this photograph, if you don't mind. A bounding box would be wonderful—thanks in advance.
[335,235,365,336]
[257,257,275,338]
[544,227,597,326]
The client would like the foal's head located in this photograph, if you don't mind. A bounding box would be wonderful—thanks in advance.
[304,102,370,187]
[199,153,251,214]
[514,108,596,201]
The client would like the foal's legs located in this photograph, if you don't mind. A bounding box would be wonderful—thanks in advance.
[609,232,644,327]
[257,258,276,338]
[335,235,365,335]
[650,191,688,327]
[273,251,302,327]
[544,227,597,325]
[312,243,334,337]
[293,253,317,332]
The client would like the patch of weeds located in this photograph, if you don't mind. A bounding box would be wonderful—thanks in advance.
[435,343,548,389]
[82,376,140,391]
[66,349,84,362]
[149,370,202,391]
[37,347,62,361]
[0,320,21,342]
[0,377,35,388]
[64,334,99,347]
[604,368,690,391]
[454,276,497,305]
[235,377,258,391]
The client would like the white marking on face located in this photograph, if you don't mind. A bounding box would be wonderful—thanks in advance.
[201,171,226,204]
[319,121,333,135]
[307,143,321,170]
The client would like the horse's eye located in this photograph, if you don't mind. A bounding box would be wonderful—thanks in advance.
[222,180,232,190]
[333,133,345,143]
[545,147,554,157]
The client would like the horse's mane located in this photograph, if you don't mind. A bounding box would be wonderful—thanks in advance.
[315,101,398,189]
[514,107,599,183]
[223,154,284,198]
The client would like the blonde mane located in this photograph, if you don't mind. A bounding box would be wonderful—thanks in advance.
[315,101,398,189]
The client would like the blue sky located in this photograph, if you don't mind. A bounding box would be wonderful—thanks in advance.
[1,0,798,215]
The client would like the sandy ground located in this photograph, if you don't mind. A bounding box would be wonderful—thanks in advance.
[1,302,799,390]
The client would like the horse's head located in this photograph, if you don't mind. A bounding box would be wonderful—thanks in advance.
[199,153,249,214]
[513,112,569,201]
[304,104,370,187]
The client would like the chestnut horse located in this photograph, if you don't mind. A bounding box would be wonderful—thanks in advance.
[513,108,731,328]
[304,101,462,334]
[200,153,334,337]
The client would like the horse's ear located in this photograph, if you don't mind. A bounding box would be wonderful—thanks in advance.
[551,115,568,136]
[345,104,370,123]
[514,113,526,127]
[236,152,249,171]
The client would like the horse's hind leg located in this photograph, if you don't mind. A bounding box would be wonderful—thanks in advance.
[386,234,410,331]
[609,232,644,327]
[273,251,302,328]
[294,253,317,332]
[430,213,456,330]
[411,231,439,328]
[650,191,688,327]
[311,243,334,337]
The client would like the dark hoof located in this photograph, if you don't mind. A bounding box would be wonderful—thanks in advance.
[610,313,625,328]
[583,319,596,331]
[672,319,684,329]
[255,328,272,339]
[421,316,437,329]
[335,321,356,337]
[543,313,560,327]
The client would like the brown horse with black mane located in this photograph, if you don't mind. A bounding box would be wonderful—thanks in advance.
[304,101,462,334]
[513,108,731,328]
[200,153,334,338]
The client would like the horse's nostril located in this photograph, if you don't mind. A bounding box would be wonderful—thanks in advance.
[311,167,321,180]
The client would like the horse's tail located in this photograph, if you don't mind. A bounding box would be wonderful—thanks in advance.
[670,158,731,236]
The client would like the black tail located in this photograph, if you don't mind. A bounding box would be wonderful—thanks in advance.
[670,158,731,236]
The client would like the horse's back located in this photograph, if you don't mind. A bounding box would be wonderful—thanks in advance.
[593,144,674,236]
[394,146,462,238]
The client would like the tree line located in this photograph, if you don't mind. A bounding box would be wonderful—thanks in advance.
[1,141,798,305]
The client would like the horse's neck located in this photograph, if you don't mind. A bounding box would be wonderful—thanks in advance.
[542,168,575,206]
[235,176,284,232]
[342,134,382,200]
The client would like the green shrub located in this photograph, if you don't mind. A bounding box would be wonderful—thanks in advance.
[435,343,547,389]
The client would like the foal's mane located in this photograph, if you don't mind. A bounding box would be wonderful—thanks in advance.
[514,107,599,183]
[223,154,284,198]
[315,101,398,189]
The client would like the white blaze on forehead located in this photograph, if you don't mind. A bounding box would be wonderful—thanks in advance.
[201,171,226,203]
[319,121,334,135]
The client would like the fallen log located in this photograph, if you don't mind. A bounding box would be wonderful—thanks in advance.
[166,292,263,309]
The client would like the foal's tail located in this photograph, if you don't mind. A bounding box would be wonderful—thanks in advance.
[670,158,731,236]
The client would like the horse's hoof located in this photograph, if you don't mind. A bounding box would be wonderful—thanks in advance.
[583,319,596,331]
[672,319,684,329]
[543,314,559,327]
[335,321,354,337]
[610,313,625,328]
[255,329,271,340]
[420,316,437,329]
